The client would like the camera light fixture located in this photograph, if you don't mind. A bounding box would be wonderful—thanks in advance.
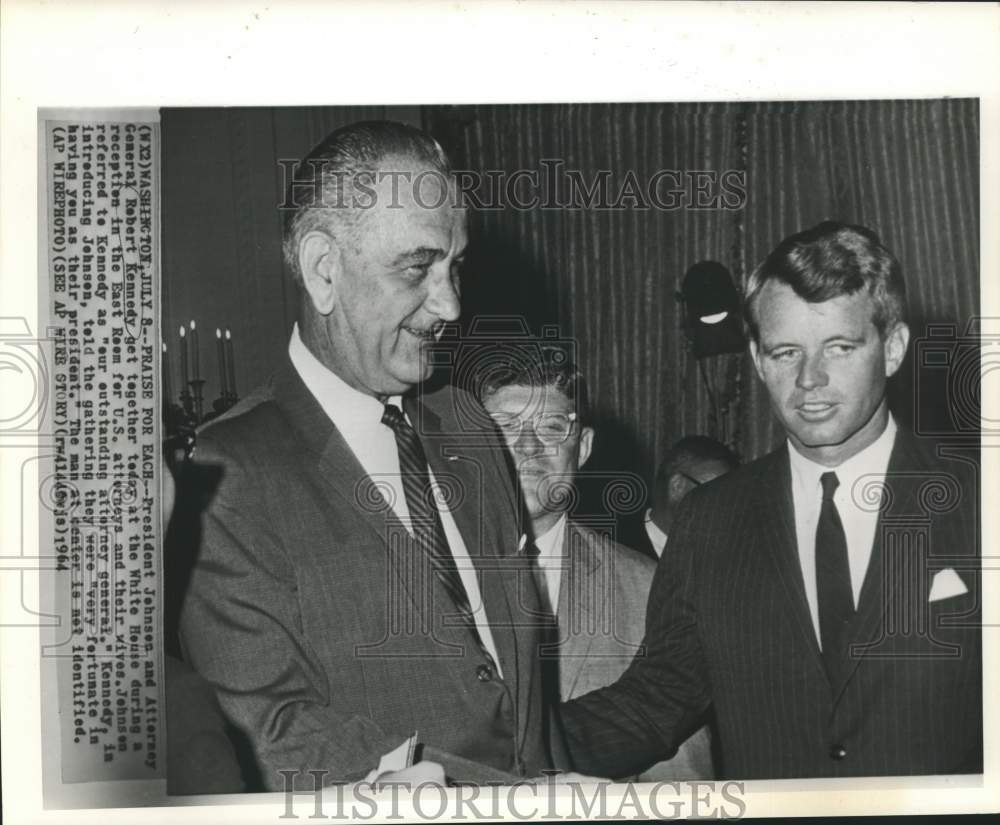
[677,260,745,358]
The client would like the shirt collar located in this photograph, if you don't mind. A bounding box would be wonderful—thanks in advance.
[288,323,401,431]
[644,507,669,555]
[788,414,898,494]
[534,513,569,560]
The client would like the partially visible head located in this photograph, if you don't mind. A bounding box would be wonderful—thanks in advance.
[743,221,907,345]
[283,120,466,397]
[478,345,594,535]
[745,222,910,465]
[651,435,740,528]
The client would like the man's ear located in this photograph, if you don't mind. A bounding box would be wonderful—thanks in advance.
[749,338,765,381]
[883,322,910,378]
[298,228,341,316]
[577,426,594,469]
[667,472,689,504]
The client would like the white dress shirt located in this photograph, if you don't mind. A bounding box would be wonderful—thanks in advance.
[532,514,569,615]
[643,508,669,558]
[788,415,898,646]
[288,325,503,675]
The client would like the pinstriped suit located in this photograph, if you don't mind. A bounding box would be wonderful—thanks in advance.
[178,358,549,788]
[552,521,713,780]
[560,429,981,779]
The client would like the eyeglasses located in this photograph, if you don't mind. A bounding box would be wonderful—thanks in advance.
[489,411,579,444]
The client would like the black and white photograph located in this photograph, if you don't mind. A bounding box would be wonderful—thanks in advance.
[2,2,999,822]
[158,98,983,794]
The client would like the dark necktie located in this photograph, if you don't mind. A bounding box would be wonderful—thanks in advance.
[816,471,854,684]
[524,538,561,700]
[380,402,491,662]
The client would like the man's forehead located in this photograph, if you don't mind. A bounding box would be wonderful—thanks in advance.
[690,459,732,481]
[362,168,466,255]
[757,281,876,337]
[486,383,573,412]
[370,155,459,205]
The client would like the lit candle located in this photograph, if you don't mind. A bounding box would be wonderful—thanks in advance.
[216,328,228,400]
[189,319,200,381]
[225,328,236,397]
[162,341,174,403]
[179,325,189,388]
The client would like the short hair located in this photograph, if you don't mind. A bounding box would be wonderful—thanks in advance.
[476,343,590,424]
[281,120,452,284]
[656,435,740,486]
[743,221,907,343]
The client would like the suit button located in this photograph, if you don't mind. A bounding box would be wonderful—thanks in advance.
[475,664,493,682]
[829,744,847,760]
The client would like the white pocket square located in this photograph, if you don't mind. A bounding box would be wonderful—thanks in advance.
[929,568,968,602]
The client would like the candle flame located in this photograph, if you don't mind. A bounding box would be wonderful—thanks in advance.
[180,326,186,337]
[162,342,167,352]
[216,328,222,338]
[225,328,232,340]
[190,319,197,330]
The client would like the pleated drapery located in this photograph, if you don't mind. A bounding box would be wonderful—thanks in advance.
[435,100,979,475]
[162,100,979,488]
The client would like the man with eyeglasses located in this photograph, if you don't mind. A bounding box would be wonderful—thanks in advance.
[642,436,740,558]
[479,346,714,780]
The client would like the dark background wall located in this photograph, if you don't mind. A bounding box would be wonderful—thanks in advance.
[162,100,979,495]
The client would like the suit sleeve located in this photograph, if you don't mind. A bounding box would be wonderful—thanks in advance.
[177,435,407,790]
[558,499,713,779]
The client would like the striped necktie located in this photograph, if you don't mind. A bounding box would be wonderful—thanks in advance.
[381,402,492,663]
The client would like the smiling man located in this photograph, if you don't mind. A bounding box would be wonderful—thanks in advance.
[178,121,550,789]
[560,221,982,779]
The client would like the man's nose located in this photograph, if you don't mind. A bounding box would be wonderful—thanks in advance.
[424,269,461,322]
[513,426,545,457]
[796,352,829,390]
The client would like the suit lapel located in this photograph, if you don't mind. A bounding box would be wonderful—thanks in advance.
[832,429,923,700]
[274,363,473,659]
[405,395,521,693]
[274,359,394,541]
[755,448,827,675]
[558,522,599,698]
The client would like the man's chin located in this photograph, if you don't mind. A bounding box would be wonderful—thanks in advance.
[788,420,856,452]
[385,357,434,392]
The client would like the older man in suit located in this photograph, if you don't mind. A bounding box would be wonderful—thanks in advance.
[478,344,713,780]
[560,221,981,779]
[178,121,550,790]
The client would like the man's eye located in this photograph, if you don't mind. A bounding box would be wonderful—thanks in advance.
[827,343,856,356]
[404,263,431,280]
[770,349,798,362]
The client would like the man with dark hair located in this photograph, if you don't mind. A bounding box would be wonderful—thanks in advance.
[644,435,740,557]
[179,121,550,789]
[560,221,981,779]
[479,344,714,780]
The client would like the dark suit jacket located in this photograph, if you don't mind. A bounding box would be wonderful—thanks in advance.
[165,655,244,795]
[553,521,713,780]
[560,428,982,779]
[178,359,549,789]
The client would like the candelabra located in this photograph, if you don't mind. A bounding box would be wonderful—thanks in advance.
[162,321,240,450]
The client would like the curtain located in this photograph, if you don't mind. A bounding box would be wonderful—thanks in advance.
[432,99,979,480]
[162,100,979,479]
